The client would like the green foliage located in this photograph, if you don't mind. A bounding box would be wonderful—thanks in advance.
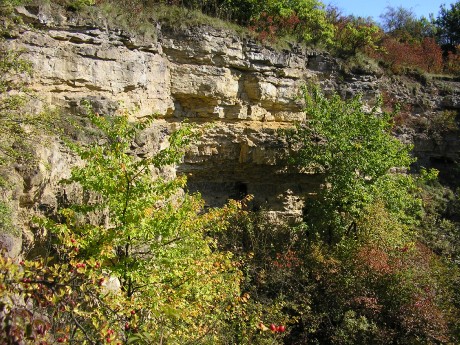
[4,0,456,74]
[286,85,420,244]
[65,0,95,11]
[418,175,460,263]
[379,6,436,43]
[0,201,13,233]
[56,109,244,343]
[1,108,245,343]
[333,16,383,55]
[42,0,96,11]
[0,0,31,9]
[368,5,457,75]
[369,4,459,75]
[88,0,334,46]
[217,210,309,344]
[276,87,459,342]
[220,204,460,344]
[1,2,459,344]
[0,15,61,172]
[242,85,459,344]
[248,0,335,46]
[435,1,460,51]
[341,52,382,76]
[0,48,32,165]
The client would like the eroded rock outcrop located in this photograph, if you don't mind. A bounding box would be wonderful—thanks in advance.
[1,4,459,256]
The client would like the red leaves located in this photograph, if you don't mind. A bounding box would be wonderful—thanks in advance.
[272,250,301,269]
[446,48,460,74]
[356,245,392,274]
[374,37,444,73]
[249,12,302,43]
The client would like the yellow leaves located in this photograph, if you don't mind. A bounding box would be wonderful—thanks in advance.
[357,200,412,250]
[64,285,72,296]
[143,207,153,217]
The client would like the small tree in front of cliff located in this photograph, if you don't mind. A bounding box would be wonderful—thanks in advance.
[0,107,243,344]
[57,108,244,343]
[287,84,420,245]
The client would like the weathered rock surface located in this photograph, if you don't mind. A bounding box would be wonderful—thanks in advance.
[1,5,459,256]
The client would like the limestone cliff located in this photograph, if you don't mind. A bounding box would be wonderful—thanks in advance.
[1,5,459,256]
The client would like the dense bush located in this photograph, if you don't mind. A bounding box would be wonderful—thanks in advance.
[219,198,460,344]
[246,0,334,45]
[286,85,420,243]
[375,37,444,74]
[373,4,459,75]
[446,47,460,74]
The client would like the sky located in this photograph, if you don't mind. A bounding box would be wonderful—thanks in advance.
[326,0,456,23]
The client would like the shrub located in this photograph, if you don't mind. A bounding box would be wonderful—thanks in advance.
[446,48,460,74]
[247,0,334,46]
[374,37,444,74]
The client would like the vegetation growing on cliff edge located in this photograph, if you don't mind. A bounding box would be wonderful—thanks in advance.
[2,0,458,73]
[2,94,458,345]
[0,19,33,167]
[1,93,459,344]
[40,0,460,74]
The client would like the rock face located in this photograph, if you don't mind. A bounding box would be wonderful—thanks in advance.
[1,5,459,256]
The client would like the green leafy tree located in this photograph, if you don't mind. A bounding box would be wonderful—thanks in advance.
[249,0,335,45]
[435,1,460,52]
[286,85,421,244]
[1,108,244,344]
[333,16,383,55]
[379,6,416,33]
[379,6,435,42]
[52,109,245,343]
[268,86,460,344]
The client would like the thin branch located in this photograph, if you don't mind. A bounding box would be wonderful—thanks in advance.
[71,312,96,345]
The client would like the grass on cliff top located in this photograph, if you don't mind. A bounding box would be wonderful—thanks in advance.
[20,0,300,51]
[80,2,252,42]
